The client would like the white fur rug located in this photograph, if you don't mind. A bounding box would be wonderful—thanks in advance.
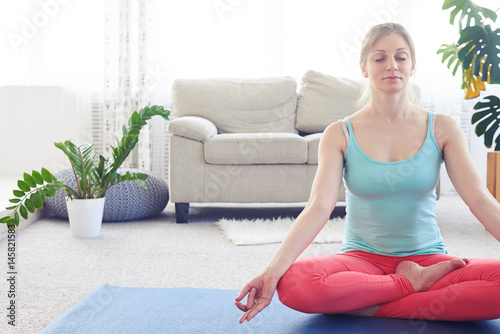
[215,217,345,245]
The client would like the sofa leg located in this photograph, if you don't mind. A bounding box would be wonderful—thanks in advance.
[175,203,189,224]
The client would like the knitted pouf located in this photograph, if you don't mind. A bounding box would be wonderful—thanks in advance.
[45,168,169,222]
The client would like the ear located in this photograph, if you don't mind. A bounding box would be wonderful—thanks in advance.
[360,62,368,78]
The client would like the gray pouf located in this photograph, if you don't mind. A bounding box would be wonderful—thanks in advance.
[45,168,169,222]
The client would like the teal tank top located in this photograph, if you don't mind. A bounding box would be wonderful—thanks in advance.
[341,112,447,256]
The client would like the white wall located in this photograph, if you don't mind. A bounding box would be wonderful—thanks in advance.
[0,86,81,177]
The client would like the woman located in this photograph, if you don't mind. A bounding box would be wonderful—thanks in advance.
[235,22,500,323]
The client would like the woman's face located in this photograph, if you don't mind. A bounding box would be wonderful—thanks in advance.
[361,33,414,95]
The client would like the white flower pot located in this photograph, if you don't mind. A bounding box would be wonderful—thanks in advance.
[66,197,106,238]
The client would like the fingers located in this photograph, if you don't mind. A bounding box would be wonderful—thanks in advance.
[235,287,256,312]
[235,300,247,312]
[235,284,251,302]
[246,288,256,308]
[238,300,270,323]
[235,287,260,324]
[239,310,250,324]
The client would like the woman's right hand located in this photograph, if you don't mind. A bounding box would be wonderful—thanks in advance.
[235,273,280,323]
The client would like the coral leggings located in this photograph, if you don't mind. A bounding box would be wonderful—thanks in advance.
[276,251,500,321]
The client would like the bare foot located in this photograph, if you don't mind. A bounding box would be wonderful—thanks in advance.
[395,259,468,293]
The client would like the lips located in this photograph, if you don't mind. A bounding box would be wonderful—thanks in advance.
[384,76,401,80]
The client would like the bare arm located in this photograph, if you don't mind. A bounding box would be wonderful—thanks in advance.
[437,114,500,242]
[235,122,346,322]
[262,123,346,278]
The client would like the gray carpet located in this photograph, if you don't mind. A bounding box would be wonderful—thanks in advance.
[1,194,499,334]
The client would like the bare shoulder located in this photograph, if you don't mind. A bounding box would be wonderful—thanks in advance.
[435,113,459,127]
[322,121,349,154]
[434,113,465,150]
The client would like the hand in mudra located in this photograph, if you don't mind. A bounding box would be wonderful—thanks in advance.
[235,274,279,323]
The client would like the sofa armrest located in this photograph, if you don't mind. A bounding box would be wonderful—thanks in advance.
[168,116,218,142]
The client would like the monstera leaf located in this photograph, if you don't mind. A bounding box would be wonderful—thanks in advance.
[443,0,497,31]
[437,43,461,76]
[458,25,500,84]
[472,95,500,150]
[462,61,486,99]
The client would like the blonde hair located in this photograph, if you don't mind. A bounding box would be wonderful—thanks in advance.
[357,22,418,108]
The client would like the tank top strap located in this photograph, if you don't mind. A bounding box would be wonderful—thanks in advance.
[338,117,350,142]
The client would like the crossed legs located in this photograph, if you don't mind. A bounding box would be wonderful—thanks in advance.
[276,251,500,321]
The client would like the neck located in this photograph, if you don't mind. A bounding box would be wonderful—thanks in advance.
[368,88,411,122]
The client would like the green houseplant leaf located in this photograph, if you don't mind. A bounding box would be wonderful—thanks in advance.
[443,0,497,31]
[437,43,461,76]
[0,168,64,227]
[457,25,500,84]
[439,0,500,151]
[472,95,500,150]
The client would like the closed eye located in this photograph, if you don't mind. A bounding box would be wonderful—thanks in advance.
[375,58,385,62]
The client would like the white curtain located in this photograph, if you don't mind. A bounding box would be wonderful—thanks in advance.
[103,0,152,171]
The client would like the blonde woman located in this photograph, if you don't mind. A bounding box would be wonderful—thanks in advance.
[235,22,500,322]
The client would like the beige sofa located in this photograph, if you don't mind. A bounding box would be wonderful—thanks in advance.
[167,70,362,223]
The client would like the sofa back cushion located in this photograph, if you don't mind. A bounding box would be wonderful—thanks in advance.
[172,77,298,134]
[296,70,361,134]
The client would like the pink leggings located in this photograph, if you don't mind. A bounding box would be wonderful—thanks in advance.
[276,251,500,321]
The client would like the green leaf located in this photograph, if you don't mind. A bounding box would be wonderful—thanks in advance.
[443,0,498,31]
[138,173,148,180]
[458,25,500,84]
[13,190,25,198]
[161,109,171,120]
[131,111,140,123]
[13,212,20,225]
[5,206,17,210]
[41,167,54,183]
[25,199,35,213]
[23,172,37,187]
[19,206,27,220]
[37,188,46,202]
[8,198,21,204]
[6,219,15,229]
[437,43,462,76]
[45,185,57,197]
[472,95,500,150]
[32,170,44,185]
[30,193,43,209]
[17,180,31,192]
[137,179,147,189]
[0,216,11,224]
[62,185,80,199]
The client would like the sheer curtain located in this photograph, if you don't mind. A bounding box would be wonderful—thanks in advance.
[103,0,151,171]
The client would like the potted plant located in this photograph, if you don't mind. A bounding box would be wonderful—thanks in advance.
[0,105,170,237]
[437,0,500,200]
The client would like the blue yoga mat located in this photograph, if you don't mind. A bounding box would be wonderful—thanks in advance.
[40,285,500,333]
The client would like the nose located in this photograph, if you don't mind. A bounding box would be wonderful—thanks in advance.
[387,58,398,72]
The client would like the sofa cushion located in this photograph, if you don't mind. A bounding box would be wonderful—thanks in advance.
[304,133,322,164]
[204,133,307,164]
[296,70,361,134]
[172,77,298,134]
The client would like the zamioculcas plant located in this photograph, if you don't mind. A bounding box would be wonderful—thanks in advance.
[437,0,500,149]
[0,105,170,228]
